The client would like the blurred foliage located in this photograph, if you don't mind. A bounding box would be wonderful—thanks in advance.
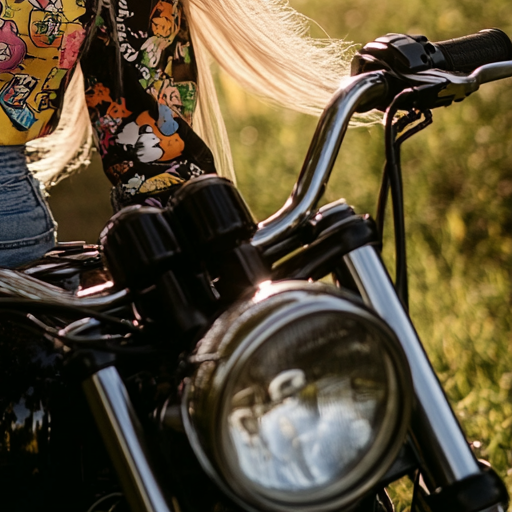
[49,0,512,509]
[48,152,113,243]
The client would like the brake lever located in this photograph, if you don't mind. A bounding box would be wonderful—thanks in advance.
[400,60,512,107]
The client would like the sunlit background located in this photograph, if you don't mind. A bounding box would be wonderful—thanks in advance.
[49,1,512,508]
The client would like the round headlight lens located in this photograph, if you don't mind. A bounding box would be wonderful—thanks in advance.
[184,283,411,511]
[225,312,395,496]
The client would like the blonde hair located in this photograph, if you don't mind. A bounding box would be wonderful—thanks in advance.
[28,0,354,188]
[26,66,93,187]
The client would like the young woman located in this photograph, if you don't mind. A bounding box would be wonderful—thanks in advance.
[0,0,352,267]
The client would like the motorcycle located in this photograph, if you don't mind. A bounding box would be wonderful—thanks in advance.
[0,28,511,512]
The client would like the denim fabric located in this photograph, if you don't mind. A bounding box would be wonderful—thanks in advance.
[0,146,56,268]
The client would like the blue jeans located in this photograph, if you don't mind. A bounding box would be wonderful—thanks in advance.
[0,146,56,268]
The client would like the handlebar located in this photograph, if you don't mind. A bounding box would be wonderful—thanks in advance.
[252,71,388,248]
[253,51,512,249]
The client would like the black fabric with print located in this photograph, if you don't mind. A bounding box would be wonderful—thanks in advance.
[80,0,216,209]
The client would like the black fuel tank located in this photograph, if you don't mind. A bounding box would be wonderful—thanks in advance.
[0,322,118,511]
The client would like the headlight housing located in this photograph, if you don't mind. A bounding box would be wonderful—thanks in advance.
[183,281,412,512]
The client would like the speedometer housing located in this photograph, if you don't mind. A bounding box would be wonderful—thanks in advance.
[182,281,412,512]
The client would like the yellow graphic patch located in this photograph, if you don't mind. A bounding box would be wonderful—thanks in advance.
[0,0,90,144]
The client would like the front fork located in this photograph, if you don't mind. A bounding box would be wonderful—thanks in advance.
[344,245,508,511]
[77,354,174,512]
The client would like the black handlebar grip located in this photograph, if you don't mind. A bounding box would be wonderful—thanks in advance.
[434,28,512,73]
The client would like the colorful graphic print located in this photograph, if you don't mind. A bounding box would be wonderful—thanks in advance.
[0,18,27,72]
[114,0,198,123]
[0,0,95,143]
[82,0,215,209]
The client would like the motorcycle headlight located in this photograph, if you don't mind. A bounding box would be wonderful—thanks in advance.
[183,281,412,512]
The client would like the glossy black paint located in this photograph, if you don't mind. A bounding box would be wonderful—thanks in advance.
[168,175,257,255]
[261,200,356,264]
[168,175,269,302]
[17,242,108,294]
[351,33,448,77]
[412,465,509,512]
[101,206,183,291]
[272,213,380,281]
[0,321,120,511]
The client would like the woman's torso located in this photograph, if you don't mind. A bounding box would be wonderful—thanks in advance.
[0,0,96,144]
[1,0,215,209]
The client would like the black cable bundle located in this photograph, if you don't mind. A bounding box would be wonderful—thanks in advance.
[376,91,433,310]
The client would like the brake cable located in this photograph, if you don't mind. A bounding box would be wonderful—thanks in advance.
[0,309,166,355]
[376,88,433,310]
[0,297,163,355]
[0,297,139,331]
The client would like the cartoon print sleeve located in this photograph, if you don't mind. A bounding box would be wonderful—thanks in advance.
[0,0,96,145]
[80,0,216,210]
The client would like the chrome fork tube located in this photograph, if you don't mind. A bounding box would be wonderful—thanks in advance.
[344,245,480,488]
[83,366,173,512]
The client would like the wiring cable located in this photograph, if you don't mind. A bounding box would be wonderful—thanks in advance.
[0,297,167,355]
[0,297,139,332]
[375,89,433,310]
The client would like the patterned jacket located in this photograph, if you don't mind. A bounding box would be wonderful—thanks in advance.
[0,0,215,208]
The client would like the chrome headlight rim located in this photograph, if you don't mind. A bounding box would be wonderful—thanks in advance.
[182,282,413,512]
